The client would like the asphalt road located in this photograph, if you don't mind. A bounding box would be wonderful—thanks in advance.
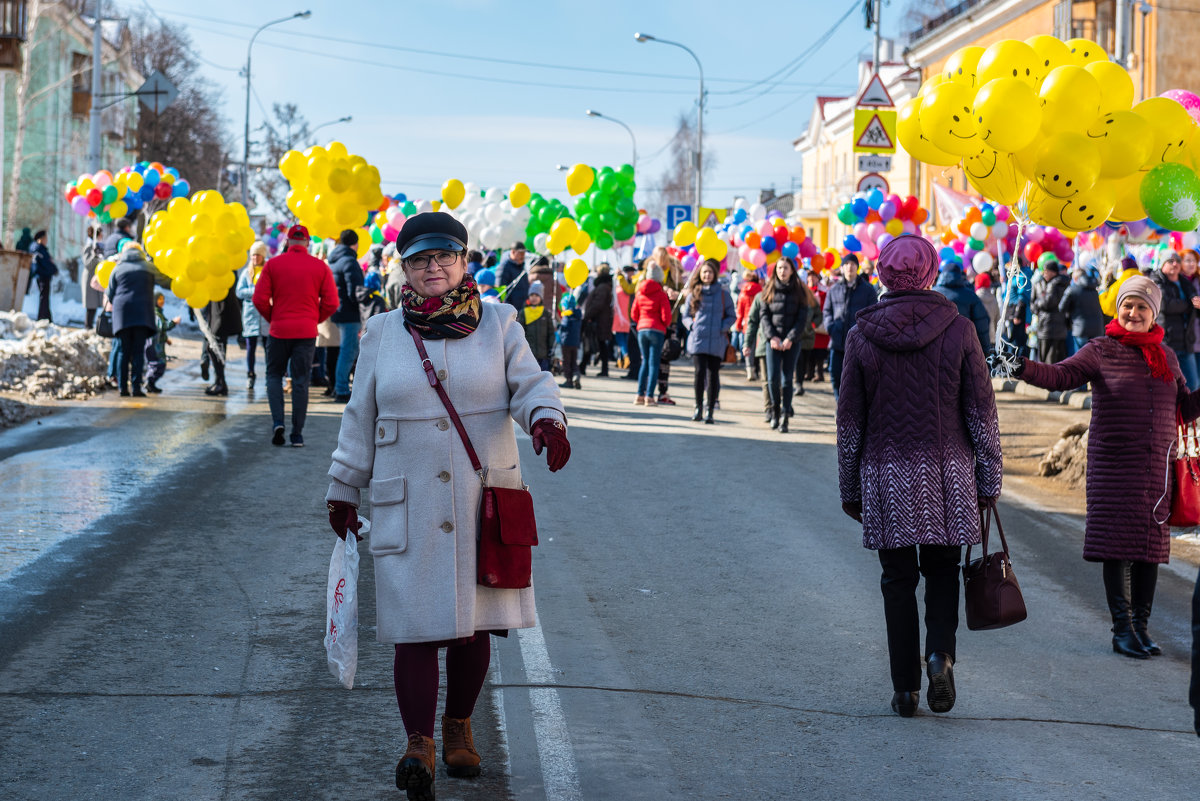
[0,356,1197,801]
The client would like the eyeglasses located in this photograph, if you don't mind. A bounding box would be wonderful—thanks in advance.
[404,251,461,271]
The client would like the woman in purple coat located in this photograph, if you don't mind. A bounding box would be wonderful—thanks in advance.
[838,236,1003,718]
[1013,276,1200,659]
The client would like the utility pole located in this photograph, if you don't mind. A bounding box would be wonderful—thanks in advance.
[88,0,103,173]
[871,0,882,75]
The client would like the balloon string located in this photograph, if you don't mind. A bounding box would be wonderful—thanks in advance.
[991,214,1027,377]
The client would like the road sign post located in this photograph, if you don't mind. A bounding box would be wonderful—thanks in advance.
[666,204,693,229]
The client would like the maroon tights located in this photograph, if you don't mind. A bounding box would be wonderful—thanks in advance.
[393,635,492,738]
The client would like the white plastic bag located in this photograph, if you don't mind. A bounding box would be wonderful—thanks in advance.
[323,517,366,689]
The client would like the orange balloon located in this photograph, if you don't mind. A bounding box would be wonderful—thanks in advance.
[147,162,165,174]
[913,208,929,224]
[745,232,762,249]
[966,207,982,222]
[958,219,972,235]
[789,227,806,244]
[865,209,882,223]
[810,253,825,271]
[941,230,956,245]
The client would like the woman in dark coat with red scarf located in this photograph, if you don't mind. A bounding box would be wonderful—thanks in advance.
[838,235,1003,718]
[1014,275,1200,659]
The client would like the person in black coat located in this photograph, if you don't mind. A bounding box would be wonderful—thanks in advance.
[1152,251,1199,389]
[760,256,808,432]
[581,267,615,377]
[101,218,133,258]
[497,242,529,315]
[28,230,58,322]
[202,285,243,396]
[1030,261,1071,364]
[933,263,991,352]
[1059,266,1105,352]
[823,254,879,399]
[106,244,157,396]
[328,229,365,401]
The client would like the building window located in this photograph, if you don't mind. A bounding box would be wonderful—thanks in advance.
[71,51,90,116]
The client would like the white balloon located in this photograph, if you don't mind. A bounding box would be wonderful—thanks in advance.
[484,187,503,204]
[969,221,989,241]
[733,198,748,210]
[972,251,995,273]
[463,181,480,197]
[479,225,500,249]
[749,203,766,222]
[533,232,550,255]
[991,221,1008,239]
[484,203,504,224]
[416,199,433,213]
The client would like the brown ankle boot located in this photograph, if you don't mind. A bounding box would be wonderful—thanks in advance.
[396,732,436,800]
[441,715,481,778]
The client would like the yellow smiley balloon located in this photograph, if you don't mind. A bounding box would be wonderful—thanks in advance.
[1033,131,1101,198]
[963,145,1028,205]
[976,39,1040,88]
[1039,65,1102,134]
[919,81,981,157]
[897,97,960,166]
[1086,61,1135,115]
[918,73,946,98]
[972,77,1042,153]
[944,46,985,88]
[1108,171,1147,222]
[1066,38,1108,66]
[1133,96,1196,166]
[1086,111,1153,179]
[1042,180,1118,233]
[1024,35,1072,87]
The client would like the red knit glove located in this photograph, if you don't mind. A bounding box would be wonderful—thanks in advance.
[530,418,571,472]
[327,501,363,541]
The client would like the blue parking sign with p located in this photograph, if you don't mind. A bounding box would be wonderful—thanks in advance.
[666,204,692,229]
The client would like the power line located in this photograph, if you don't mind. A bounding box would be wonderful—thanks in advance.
[156,8,846,92]
[711,52,860,135]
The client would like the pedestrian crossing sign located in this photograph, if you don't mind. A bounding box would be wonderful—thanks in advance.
[853,109,896,154]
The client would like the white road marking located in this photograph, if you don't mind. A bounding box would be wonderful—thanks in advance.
[518,624,582,801]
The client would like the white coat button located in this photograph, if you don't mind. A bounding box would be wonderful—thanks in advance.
[437,369,448,381]
[441,521,454,533]
[437,419,449,430]
[438,470,450,482]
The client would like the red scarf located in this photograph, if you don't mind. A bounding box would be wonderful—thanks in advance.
[1105,319,1174,383]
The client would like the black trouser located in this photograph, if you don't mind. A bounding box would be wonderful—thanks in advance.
[143,339,164,387]
[116,326,150,392]
[582,334,611,374]
[805,348,827,380]
[765,346,799,415]
[693,353,721,408]
[878,545,962,692]
[266,337,315,436]
[561,345,578,382]
[36,277,52,321]
[795,347,810,393]
[626,335,642,375]
[205,335,228,385]
[1038,337,1067,365]
[658,356,671,396]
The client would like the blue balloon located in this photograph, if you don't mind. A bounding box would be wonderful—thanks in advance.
[761,235,777,254]
[171,181,188,198]
[733,208,748,224]
[740,224,755,240]
[781,241,799,258]
[939,246,956,261]
[392,192,407,202]
[165,167,180,179]
[125,194,143,211]
[867,188,884,209]
[139,185,155,201]
[851,198,869,219]
[844,234,862,252]
[142,169,160,188]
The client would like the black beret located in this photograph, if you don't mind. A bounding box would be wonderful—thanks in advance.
[396,212,469,259]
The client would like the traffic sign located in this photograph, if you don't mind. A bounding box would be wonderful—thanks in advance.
[856,73,894,107]
[136,70,178,115]
[666,204,692,229]
[853,108,897,154]
[857,173,890,194]
[857,154,892,172]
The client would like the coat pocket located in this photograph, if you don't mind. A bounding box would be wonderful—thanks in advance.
[375,419,398,446]
[485,464,525,490]
[368,475,407,555]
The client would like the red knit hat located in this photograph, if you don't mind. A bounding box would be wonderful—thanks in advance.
[974,272,992,289]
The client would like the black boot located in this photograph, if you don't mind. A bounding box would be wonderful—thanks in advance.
[770,404,781,430]
[1129,561,1162,655]
[704,405,715,425]
[1103,561,1150,659]
[926,652,956,713]
[692,406,703,422]
[247,372,256,390]
[890,691,919,718]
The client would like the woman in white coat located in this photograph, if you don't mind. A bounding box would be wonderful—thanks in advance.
[325,212,570,801]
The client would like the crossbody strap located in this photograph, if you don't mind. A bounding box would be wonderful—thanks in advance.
[407,322,485,481]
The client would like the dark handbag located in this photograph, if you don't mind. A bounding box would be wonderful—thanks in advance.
[962,502,1028,631]
[95,309,114,338]
[1169,411,1200,526]
[407,324,538,589]
[662,320,684,361]
[723,342,738,364]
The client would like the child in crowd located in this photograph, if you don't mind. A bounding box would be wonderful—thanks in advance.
[144,292,181,394]
[476,268,500,303]
[523,281,555,372]
[358,271,388,321]
[557,293,582,389]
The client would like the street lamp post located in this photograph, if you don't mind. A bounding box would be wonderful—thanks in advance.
[634,32,704,220]
[585,110,637,171]
[243,10,311,208]
[308,115,352,147]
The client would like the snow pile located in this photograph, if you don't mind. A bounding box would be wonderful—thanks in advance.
[1039,422,1089,488]
[0,311,110,399]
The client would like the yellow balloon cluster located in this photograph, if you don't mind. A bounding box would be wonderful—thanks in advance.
[142,192,255,309]
[899,35,1200,231]
[279,141,384,240]
[547,217,581,254]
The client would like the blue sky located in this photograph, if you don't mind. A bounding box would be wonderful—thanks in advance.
[141,0,899,210]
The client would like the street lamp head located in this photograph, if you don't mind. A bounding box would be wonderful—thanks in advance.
[586,110,600,117]
[634,32,654,43]
[555,164,569,172]
[295,10,312,18]
[339,115,352,123]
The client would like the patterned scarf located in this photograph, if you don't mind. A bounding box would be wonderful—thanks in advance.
[401,276,482,340]
[1105,319,1174,383]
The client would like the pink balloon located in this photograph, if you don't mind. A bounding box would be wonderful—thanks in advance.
[995,205,1010,221]
[756,220,774,238]
[853,222,868,240]
[951,239,965,254]
[861,239,879,260]
[636,214,651,234]
[1162,89,1200,122]
[901,220,917,235]
[749,249,767,268]
[886,194,903,210]
[867,221,885,241]
[738,244,752,262]
[1026,226,1045,243]
[799,239,818,258]
[382,224,399,242]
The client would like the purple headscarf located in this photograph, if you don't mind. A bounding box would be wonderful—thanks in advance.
[876,234,939,292]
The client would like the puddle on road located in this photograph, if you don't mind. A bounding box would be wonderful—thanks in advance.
[0,404,235,581]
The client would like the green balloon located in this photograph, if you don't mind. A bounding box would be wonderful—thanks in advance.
[600,211,618,229]
[837,206,855,225]
[599,165,614,176]
[370,225,384,244]
[614,198,636,218]
[592,193,614,213]
[613,223,636,241]
[598,174,619,195]
[579,213,601,236]
[575,195,592,215]
[618,164,635,179]
[595,231,614,250]
[1141,163,1200,231]
[402,201,417,215]
[102,184,118,204]
[539,206,557,225]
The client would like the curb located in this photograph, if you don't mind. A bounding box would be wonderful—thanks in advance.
[991,377,1091,410]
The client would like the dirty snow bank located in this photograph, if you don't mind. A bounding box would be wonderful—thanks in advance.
[0,311,110,399]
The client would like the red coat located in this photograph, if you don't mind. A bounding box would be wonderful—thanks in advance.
[735,279,762,332]
[629,280,673,333]
[813,288,830,350]
[253,245,339,339]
